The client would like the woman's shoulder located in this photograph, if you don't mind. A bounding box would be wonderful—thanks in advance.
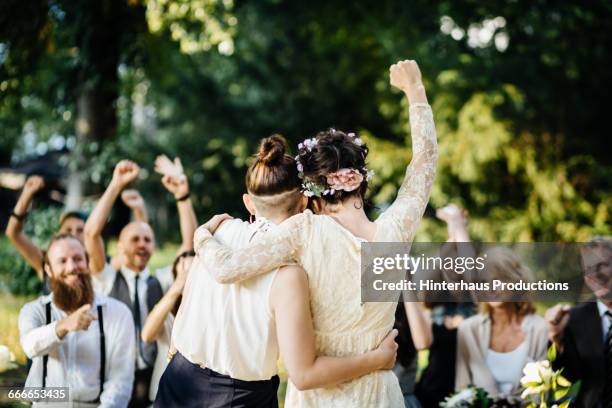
[522,313,547,332]
[458,313,489,332]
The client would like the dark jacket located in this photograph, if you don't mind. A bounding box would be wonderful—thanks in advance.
[553,302,607,408]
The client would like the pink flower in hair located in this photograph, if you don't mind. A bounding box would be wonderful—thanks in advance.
[326,168,364,192]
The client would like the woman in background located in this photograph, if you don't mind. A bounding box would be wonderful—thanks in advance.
[455,247,548,400]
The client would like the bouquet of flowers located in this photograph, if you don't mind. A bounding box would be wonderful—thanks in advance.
[440,386,520,408]
[520,344,581,408]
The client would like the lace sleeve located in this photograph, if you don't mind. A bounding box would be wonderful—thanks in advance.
[381,103,438,242]
[194,212,310,284]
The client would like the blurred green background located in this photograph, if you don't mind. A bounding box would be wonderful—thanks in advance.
[0,0,610,404]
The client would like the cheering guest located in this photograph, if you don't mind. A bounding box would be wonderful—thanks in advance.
[416,204,476,408]
[455,247,548,400]
[84,159,197,407]
[141,251,194,402]
[5,175,147,285]
[19,234,135,407]
[545,236,612,408]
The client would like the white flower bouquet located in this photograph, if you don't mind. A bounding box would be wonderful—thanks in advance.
[520,344,581,408]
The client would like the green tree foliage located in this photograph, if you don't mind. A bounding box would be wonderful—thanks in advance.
[1,0,610,253]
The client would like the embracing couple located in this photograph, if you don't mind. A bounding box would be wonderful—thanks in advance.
[155,59,438,408]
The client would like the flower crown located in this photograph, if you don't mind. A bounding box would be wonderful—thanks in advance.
[295,130,374,198]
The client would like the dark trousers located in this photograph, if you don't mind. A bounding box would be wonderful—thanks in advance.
[155,352,280,408]
[130,367,154,408]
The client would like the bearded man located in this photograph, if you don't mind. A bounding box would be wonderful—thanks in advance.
[19,234,135,407]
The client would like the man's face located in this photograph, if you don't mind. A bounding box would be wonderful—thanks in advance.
[581,244,612,302]
[59,217,85,243]
[119,222,155,272]
[46,238,93,311]
[46,238,89,287]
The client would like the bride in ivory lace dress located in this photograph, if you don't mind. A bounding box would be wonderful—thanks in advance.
[195,60,438,407]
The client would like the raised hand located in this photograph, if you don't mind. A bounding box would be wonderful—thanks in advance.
[111,160,140,188]
[374,328,399,370]
[55,304,97,339]
[436,204,468,226]
[389,60,427,104]
[161,174,189,199]
[121,189,145,210]
[22,176,45,197]
[155,155,184,180]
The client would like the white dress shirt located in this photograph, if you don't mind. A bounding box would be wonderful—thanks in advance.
[172,217,280,381]
[92,264,154,370]
[19,291,135,407]
[597,300,612,341]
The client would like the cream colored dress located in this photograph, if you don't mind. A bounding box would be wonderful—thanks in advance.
[195,103,437,408]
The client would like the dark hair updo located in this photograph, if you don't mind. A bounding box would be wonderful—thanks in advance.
[297,128,370,204]
[245,134,300,196]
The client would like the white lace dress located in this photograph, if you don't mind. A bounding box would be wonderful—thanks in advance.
[195,103,437,408]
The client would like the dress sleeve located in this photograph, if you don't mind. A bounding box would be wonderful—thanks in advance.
[379,103,438,242]
[194,212,311,284]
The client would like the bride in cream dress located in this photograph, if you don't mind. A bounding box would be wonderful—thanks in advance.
[196,60,437,407]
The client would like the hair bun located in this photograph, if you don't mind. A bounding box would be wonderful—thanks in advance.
[257,134,288,164]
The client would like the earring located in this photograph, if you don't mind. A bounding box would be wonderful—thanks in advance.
[250,214,255,223]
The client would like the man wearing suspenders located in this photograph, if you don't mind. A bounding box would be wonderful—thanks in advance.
[19,234,135,407]
[83,159,197,407]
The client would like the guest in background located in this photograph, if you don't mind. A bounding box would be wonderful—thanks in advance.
[84,158,197,407]
[546,236,612,408]
[141,250,194,402]
[19,234,135,407]
[392,296,432,408]
[5,175,147,286]
[455,247,548,400]
[415,204,476,408]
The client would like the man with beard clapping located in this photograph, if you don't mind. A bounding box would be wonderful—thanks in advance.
[18,234,135,407]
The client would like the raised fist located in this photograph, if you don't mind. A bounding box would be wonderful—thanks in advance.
[23,175,45,196]
[121,189,145,210]
[390,60,427,103]
[112,160,140,188]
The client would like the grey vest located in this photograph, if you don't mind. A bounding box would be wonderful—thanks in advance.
[108,271,163,368]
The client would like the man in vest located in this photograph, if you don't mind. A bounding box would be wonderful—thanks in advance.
[19,234,135,407]
[84,159,197,407]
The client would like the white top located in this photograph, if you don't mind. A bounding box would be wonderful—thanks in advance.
[18,292,135,408]
[92,264,154,370]
[485,341,529,395]
[597,300,612,341]
[194,104,437,407]
[172,217,280,381]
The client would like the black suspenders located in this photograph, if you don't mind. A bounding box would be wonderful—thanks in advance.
[42,302,106,401]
